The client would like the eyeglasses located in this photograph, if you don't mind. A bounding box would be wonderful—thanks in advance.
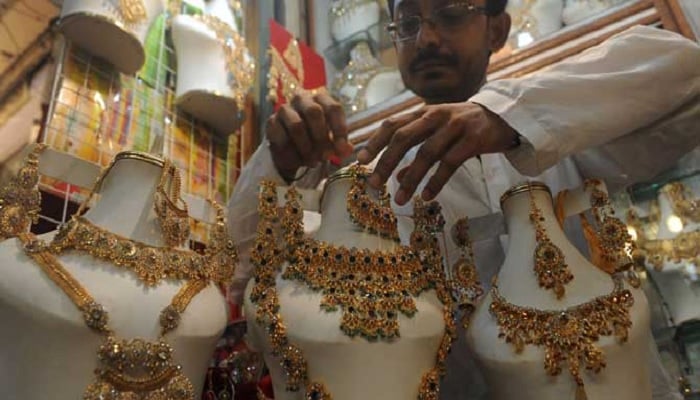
[386,3,488,42]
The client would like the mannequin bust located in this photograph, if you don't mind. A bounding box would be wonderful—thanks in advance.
[59,0,165,74]
[244,172,445,400]
[171,0,254,136]
[332,42,405,115]
[468,182,652,400]
[0,153,227,399]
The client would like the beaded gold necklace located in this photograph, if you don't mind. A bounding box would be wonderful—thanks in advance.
[249,180,457,400]
[20,232,207,400]
[489,276,634,400]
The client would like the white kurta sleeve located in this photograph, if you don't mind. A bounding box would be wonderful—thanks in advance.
[471,25,700,179]
[226,143,326,304]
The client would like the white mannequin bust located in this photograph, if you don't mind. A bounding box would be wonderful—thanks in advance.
[59,0,165,74]
[0,154,227,399]
[468,182,652,400]
[244,173,445,400]
[171,0,253,136]
[641,184,700,324]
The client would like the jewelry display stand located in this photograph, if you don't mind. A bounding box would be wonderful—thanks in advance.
[58,0,166,74]
[171,0,255,136]
[469,182,652,400]
[244,168,451,400]
[0,151,228,399]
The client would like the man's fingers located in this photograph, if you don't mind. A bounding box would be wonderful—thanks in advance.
[314,92,352,157]
[394,123,461,205]
[422,139,477,201]
[292,94,331,159]
[369,112,440,189]
[278,104,316,166]
[357,110,423,164]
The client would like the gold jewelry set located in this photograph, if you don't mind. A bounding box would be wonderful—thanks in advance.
[0,149,238,400]
[489,275,634,400]
[487,182,634,400]
[249,166,457,400]
[0,144,45,241]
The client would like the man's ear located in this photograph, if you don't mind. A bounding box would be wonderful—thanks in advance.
[488,12,511,51]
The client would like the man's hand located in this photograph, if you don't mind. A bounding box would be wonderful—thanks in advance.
[357,102,518,205]
[267,92,354,181]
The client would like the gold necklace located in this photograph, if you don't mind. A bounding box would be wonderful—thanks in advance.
[346,164,399,242]
[19,232,207,400]
[45,216,232,286]
[489,276,634,400]
[250,181,456,399]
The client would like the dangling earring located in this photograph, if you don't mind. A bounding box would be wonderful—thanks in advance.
[451,217,483,327]
[410,197,446,272]
[0,143,46,240]
[585,179,641,288]
[205,199,238,285]
[154,160,190,247]
[346,164,399,242]
[529,183,573,299]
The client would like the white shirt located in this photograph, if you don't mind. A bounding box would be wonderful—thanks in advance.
[228,26,700,400]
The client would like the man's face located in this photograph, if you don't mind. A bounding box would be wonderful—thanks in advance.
[393,0,494,104]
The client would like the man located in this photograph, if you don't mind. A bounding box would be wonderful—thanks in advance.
[228,0,700,398]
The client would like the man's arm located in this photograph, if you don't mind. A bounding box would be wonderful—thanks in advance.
[472,25,700,178]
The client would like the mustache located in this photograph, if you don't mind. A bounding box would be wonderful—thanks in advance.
[409,49,458,72]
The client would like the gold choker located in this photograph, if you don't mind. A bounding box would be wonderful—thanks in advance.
[46,216,234,286]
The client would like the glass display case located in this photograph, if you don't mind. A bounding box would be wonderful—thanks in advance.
[611,148,700,398]
[299,0,697,141]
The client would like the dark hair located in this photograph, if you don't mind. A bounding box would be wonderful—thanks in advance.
[387,0,508,18]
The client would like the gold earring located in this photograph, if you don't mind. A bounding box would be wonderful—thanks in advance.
[346,164,399,242]
[585,179,640,288]
[205,199,238,284]
[0,144,46,240]
[154,160,190,247]
[451,217,483,327]
[410,197,444,247]
[529,184,573,299]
